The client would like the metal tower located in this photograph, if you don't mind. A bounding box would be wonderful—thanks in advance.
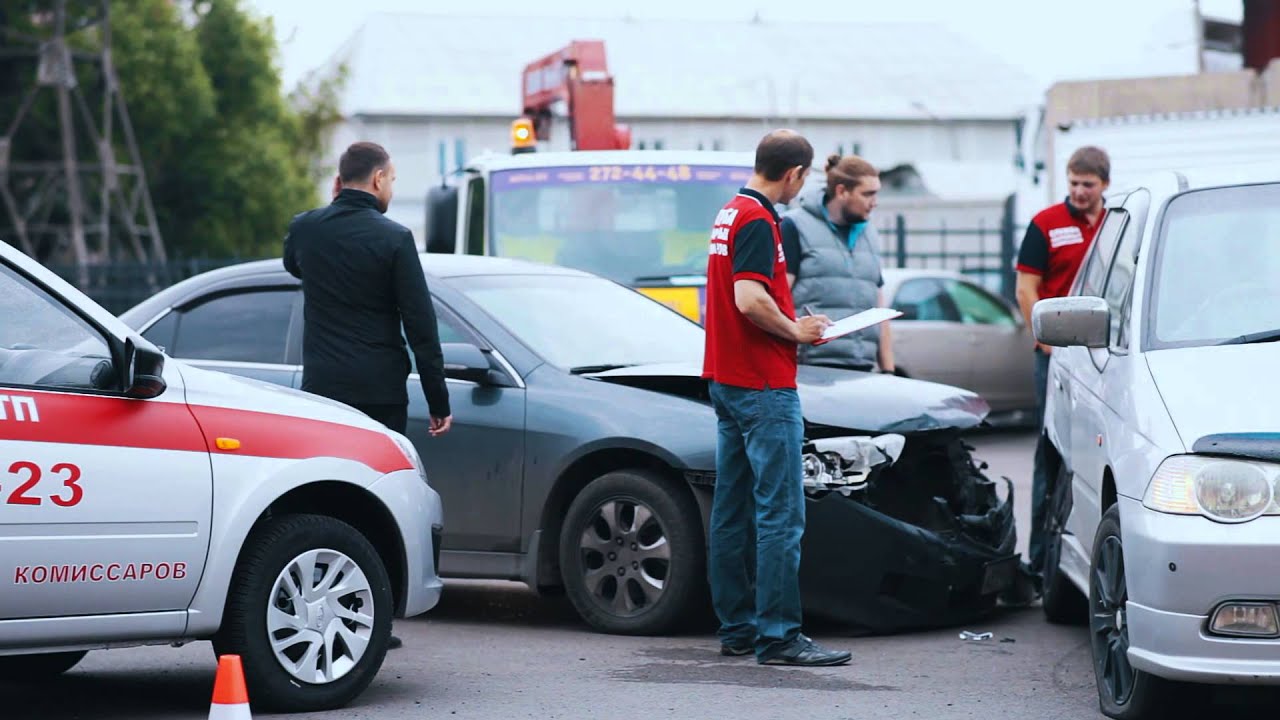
[0,0,165,283]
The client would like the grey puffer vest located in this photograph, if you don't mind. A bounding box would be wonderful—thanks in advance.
[784,191,884,369]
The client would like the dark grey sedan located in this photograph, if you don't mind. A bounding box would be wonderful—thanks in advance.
[120,255,1021,636]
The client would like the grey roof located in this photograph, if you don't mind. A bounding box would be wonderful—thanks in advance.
[328,13,1038,121]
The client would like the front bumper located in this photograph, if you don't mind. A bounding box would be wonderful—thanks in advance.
[369,469,445,618]
[798,433,1018,633]
[1122,496,1280,683]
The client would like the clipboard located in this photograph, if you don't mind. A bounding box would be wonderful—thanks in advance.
[812,307,903,345]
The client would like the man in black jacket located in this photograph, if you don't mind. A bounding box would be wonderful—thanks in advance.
[284,141,452,438]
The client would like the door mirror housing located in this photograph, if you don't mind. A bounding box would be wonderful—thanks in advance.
[122,337,168,398]
[1032,296,1110,348]
[442,342,493,384]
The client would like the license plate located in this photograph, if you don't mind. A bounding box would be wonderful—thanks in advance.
[981,556,1018,594]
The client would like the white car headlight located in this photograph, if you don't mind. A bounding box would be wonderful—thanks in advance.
[1144,455,1277,523]
[390,432,429,485]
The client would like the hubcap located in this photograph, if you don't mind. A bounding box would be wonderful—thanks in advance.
[1090,534,1134,705]
[268,548,375,685]
[578,499,670,617]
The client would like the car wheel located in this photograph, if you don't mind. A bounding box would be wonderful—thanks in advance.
[1042,464,1088,624]
[0,651,87,679]
[213,514,392,713]
[1089,505,1175,719]
[559,469,705,635]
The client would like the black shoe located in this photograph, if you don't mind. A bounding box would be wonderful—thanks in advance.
[758,635,851,666]
[719,642,753,657]
[388,634,403,650]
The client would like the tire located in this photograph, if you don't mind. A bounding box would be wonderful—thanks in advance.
[559,469,706,635]
[0,651,87,679]
[1089,505,1179,719]
[213,514,393,713]
[1042,464,1088,624]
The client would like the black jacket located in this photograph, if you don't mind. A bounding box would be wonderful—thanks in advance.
[283,189,450,418]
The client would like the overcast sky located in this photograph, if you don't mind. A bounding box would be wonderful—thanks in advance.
[244,0,1247,95]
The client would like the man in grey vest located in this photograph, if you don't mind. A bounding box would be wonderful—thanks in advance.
[780,154,895,373]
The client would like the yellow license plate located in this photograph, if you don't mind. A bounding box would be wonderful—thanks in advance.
[639,286,703,323]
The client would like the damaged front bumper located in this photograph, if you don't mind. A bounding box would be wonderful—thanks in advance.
[798,430,1019,634]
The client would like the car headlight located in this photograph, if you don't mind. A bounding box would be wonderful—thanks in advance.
[1144,455,1277,523]
[390,432,429,485]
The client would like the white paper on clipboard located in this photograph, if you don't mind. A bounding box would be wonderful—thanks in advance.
[813,307,903,345]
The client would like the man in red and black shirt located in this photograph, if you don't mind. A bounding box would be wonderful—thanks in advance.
[1015,145,1110,586]
[702,130,849,667]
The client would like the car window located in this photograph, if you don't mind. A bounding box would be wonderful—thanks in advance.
[892,278,960,322]
[141,311,178,354]
[1103,195,1147,349]
[171,290,295,364]
[0,262,116,392]
[1076,208,1127,298]
[408,307,474,374]
[945,280,1016,326]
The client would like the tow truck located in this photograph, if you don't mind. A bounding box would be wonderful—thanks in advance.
[424,40,754,323]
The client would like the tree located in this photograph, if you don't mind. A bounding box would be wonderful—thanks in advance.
[0,0,346,261]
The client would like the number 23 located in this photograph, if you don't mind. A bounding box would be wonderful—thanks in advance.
[4,461,84,507]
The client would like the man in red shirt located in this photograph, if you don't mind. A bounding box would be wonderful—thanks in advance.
[702,129,849,667]
[1015,145,1110,588]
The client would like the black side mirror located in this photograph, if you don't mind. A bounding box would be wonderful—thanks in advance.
[425,185,459,254]
[123,337,167,399]
[442,342,492,384]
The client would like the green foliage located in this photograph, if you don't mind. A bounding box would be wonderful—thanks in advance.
[0,0,346,259]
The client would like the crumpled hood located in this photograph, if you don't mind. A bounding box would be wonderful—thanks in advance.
[586,362,989,433]
[1145,344,1280,447]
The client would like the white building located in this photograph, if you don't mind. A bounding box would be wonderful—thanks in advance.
[320,12,1039,241]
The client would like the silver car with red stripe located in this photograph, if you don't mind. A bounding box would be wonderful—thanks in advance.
[0,241,443,712]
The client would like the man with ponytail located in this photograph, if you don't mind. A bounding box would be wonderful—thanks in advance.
[780,154,894,374]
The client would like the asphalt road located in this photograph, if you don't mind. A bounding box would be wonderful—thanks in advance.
[4,430,1276,719]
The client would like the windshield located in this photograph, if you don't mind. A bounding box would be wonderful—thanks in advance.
[457,273,704,370]
[489,164,749,284]
[1150,182,1280,348]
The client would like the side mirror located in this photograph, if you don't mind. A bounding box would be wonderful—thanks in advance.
[425,185,459,254]
[122,337,168,398]
[1032,296,1109,348]
[442,342,492,384]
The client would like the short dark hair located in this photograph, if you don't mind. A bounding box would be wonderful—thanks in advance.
[754,130,814,181]
[1067,146,1110,183]
[339,141,391,184]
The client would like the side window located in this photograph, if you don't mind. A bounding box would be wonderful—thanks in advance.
[141,311,178,353]
[408,305,475,374]
[892,278,961,322]
[171,290,296,364]
[0,263,116,392]
[946,280,1016,326]
[1103,192,1149,349]
[1077,208,1128,298]
[465,176,485,256]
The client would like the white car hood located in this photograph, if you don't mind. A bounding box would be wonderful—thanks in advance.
[1146,344,1280,447]
[175,361,391,435]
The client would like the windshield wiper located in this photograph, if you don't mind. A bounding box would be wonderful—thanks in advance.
[1217,328,1280,346]
[569,363,637,375]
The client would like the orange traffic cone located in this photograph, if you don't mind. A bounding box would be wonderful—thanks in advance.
[209,654,252,719]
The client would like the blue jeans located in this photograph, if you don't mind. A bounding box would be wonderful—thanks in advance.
[1028,348,1052,575]
[707,382,805,655]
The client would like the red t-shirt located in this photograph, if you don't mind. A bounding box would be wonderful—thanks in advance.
[702,188,798,390]
[1016,200,1105,299]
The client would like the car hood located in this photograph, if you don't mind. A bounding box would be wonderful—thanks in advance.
[1146,344,1280,447]
[174,361,392,436]
[586,362,989,433]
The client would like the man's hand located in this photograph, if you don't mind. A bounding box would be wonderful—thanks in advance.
[793,315,831,344]
[429,415,453,437]
[1036,342,1053,355]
